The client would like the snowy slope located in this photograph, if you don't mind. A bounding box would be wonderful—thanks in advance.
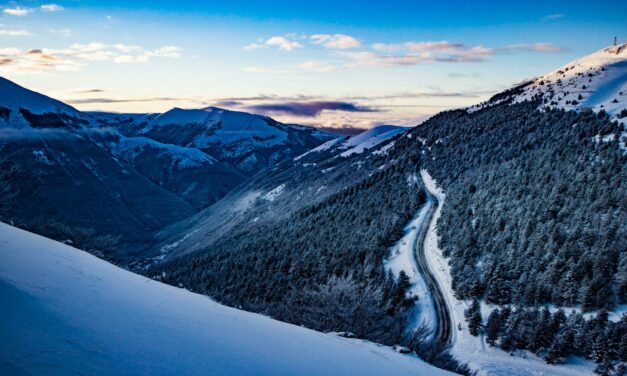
[0,76,85,128]
[339,125,408,157]
[110,135,218,168]
[292,125,407,161]
[469,44,627,116]
[139,106,322,147]
[120,106,337,172]
[0,222,453,376]
[0,77,78,115]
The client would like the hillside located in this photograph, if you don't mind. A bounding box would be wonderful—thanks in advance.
[0,222,452,376]
[152,46,626,375]
[0,77,333,259]
[471,43,627,117]
[151,124,408,261]
[101,106,336,174]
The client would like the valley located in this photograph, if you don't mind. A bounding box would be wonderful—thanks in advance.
[0,37,625,376]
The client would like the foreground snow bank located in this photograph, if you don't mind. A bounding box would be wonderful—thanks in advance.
[420,170,596,376]
[0,223,451,376]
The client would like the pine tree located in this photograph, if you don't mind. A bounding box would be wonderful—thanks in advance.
[465,300,482,336]
[530,307,552,353]
[592,332,610,363]
[545,338,562,364]
[485,309,501,346]
[594,354,614,376]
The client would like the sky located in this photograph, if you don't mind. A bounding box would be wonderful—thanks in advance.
[1,0,626,128]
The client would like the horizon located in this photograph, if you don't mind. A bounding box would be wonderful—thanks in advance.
[0,0,626,128]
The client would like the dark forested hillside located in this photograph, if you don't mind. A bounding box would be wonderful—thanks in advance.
[153,99,625,372]
[398,102,626,310]
[154,163,425,342]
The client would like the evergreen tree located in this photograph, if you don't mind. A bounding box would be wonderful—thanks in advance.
[529,307,552,353]
[485,309,501,346]
[465,300,482,336]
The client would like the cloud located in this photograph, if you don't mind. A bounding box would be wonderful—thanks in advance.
[243,43,267,51]
[0,29,31,36]
[350,41,495,67]
[297,61,336,72]
[40,4,63,12]
[208,90,485,106]
[246,101,378,117]
[310,34,361,49]
[543,13,565,21]
[502,43,569,53]
[213,100,242,107]
[113,45,181,63]
[71,88,106,94]
[49,28,71,36]
[3,7,33,16]
[448,72,482,79]
[265,36,302,51]
[153,46,182,58]
[245,36,303,51]
[347,40,569,68]
[0,43,182,74]
[65,96,183,104]
[242,66,280,73]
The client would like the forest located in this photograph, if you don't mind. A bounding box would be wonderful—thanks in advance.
[154,99,625,373]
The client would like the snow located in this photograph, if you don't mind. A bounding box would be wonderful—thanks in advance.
[384,198,437,335]
[339,125,407,157]
[0,77,84,129]
[233,191,262,212]
[263,184,286,202]
[293,126,405,160]
[516,44,627,115]
[111,136,216,168]
[420,170,597,376]
[0,77,79,116]
[294,137,344,161]
[372,140,396,156]
[468,44,627,117]
[0,222,453,376]
[144,107,289,148]
[341,125,404,148]
[151,107,214,126]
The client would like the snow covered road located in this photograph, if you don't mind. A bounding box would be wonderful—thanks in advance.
[420,170,598,376]
[412,192,452,344]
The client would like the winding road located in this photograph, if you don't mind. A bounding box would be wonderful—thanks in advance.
[412,191,452,345]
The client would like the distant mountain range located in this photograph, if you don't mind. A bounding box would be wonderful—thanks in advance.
[0,77,409,259]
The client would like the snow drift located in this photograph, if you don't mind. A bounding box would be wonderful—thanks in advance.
[0,222,451,376]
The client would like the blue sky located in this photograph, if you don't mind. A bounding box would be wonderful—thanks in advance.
[1,0,626,127]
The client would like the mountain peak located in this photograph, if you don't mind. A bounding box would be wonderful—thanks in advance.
[603,43,627,55]
[470,44,627,117]
[0,76,79,116]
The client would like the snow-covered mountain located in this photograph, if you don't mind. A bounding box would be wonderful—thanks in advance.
[0,77,88,129]
[0,77,333,258]
[470,43,627,116]
[153,125,408,259]
[101,106,337,173]
[0,77,78,116]
[102,134,246,210]
[295,124,407,160]
[0,222,452,376]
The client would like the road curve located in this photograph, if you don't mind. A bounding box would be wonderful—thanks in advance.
[412,192,452,345]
